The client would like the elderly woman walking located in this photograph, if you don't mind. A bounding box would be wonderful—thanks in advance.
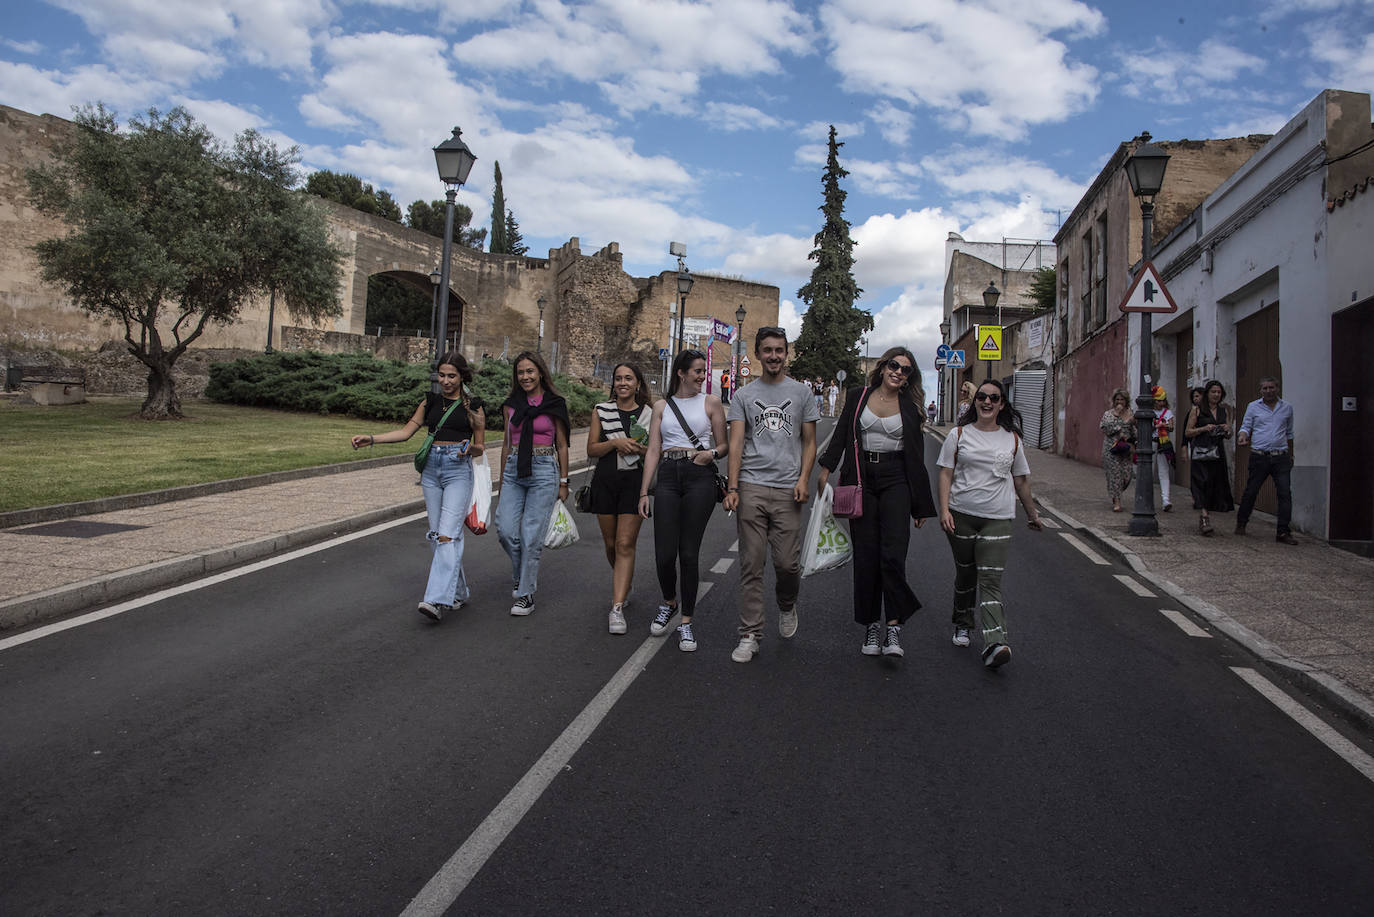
[1100,388,1137,512]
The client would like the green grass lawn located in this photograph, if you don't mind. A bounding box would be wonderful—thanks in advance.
[0,396,498,512]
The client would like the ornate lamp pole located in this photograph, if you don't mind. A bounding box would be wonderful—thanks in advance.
[676,267,694,355]
[939,317,951,422]
[734,303,747,394]
[1124,134,1171,537]
[982,281,1000,381]
[537,294,547,355]
[431,127,477,393]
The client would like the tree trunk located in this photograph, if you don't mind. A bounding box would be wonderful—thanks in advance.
[140,360,183,419]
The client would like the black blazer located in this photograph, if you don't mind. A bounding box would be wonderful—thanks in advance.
[819,385,936,520]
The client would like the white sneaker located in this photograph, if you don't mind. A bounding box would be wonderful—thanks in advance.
[608,603,627,635]
[952,627,971,647]
[510,595,534,616]
[779,605,799,639]
[731,635,760,663]
[677,622,698,652]
[882,625,904,658]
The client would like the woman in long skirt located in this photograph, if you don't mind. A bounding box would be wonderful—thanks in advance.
[1185,379,1234,536]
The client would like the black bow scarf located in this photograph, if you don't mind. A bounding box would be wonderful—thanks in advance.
[503,392,570,478]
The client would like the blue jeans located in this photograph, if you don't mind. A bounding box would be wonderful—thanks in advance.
[420,445,475,607]
[497,454,560,597]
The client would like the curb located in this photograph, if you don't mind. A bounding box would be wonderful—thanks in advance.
[1037,495,1374,734]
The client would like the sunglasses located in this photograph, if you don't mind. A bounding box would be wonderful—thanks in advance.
[974,392,1002,403]
[756,326,786,336]
[884,361,914,377]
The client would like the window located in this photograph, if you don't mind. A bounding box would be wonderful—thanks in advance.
[1058,259,1071,356]
[1094,213,1108,327]
[1080,231,1093,336]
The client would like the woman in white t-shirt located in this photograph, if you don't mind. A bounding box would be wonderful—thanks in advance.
[936,379,1042,669]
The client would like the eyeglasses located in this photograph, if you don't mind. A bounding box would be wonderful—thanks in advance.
[974,392,1002,403]
[884,361,914,377]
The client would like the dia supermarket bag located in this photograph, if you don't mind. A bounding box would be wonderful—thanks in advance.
[465,453,492,535]
[543,499,580,549]
[801,484,852,576]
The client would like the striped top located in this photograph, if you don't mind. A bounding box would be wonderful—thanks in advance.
[595,401,651,470]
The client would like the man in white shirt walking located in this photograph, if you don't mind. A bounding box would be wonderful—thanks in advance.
[723,327,819,662]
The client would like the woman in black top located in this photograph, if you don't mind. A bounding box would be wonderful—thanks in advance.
[585,363,652,634]
[1184,378,1234,536]
[817,347,936,658]
[351,352,485,621]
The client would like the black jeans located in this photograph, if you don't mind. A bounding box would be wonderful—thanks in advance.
[652,458,717,615]
[1236,451,1293,535]
[847,457,922,625]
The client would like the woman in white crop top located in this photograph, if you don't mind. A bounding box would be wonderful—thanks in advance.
[638,349,728,653]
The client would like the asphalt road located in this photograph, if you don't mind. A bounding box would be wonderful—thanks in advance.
[2,422,1373,916]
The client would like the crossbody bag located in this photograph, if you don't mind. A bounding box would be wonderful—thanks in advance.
[832,387,869,518]
[664,397,727,503]
[414,397,466,473]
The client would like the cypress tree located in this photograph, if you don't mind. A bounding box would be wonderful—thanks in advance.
[489,160,507,254]
[505,208,529,256]
[791,125,871,382]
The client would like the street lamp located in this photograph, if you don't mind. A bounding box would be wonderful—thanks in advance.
[1124,133,1170,538]
[982,281,1000,381]
[675,267,694,355]
[939,317,951,422]
[734,303,747,396]
[431,127,477,393]
[537,294,547,355]
[428,267,441,342]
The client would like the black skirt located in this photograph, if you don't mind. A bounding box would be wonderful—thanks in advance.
[590,459,644,515]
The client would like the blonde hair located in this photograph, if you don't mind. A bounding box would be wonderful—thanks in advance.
[960,380,977,399]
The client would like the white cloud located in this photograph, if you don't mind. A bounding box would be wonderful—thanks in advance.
[702,101,785,132]
[797,120,864,142]
[104,33,226,83]
[173,96,268,139]
[845,158,923,199]
[920,149,1087,213]
[868,100,913,146]
[1209,112,1289,137]
[1302,28,1374,93]
[0,60,166,117]
[3,39,43,55]
[1118,39,1267,105]
[820,0,1104,139]
[229,0,332,71]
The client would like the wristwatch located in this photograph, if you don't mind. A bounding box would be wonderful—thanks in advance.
[709,448,719,460]
[559,477,569,484]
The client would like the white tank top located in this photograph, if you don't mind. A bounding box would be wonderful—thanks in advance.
[860,405,904,452]
[661,392,713,450]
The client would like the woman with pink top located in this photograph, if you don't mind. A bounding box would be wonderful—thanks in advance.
[497,351,571,616]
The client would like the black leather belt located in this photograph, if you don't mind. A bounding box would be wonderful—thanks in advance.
[863,450,904,463]
[1251,448,1288,456]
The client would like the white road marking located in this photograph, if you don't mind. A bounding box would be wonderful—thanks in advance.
[1059,532,1109,565]
[0,512,426,653]
[1160,609,1212,637]
[728,540,739,553]
[1231,667,1374,784]
[401,569,718,916]
[1114,574,1156,597]
[711,557,734,574]
[1038,516,1062,529]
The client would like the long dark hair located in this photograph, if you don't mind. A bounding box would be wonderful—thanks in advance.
[957,378,1023,435]
[668,349,706,397]
[434,351,475,407]
[867,346,924,403]
[611,362,650,409]
[507,350,560,402]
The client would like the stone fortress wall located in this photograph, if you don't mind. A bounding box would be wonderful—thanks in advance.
[0,104,779,388]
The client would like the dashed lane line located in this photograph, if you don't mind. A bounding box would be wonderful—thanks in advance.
[1231,667,1374,784]
[711,557,735,574]
[1059,532,1110,565]
[1114,574,1156,598]
[1038,516,1062,529]
[728,540,739,553]
[400,581,713,916]
[1160,609,1212,638]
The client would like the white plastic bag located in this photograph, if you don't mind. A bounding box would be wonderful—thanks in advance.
[465,453,492,535]
[801,484,852,577]
[543,499,580,549]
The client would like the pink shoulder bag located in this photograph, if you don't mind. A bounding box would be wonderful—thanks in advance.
[831,386,868,518]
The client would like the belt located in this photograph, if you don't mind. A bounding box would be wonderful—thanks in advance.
[1251,448,1288,456]
[862,449,904,463]
[662,449,697,460]
[512,445,556,456]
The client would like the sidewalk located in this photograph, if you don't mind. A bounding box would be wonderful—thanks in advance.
[2,422,1372,733]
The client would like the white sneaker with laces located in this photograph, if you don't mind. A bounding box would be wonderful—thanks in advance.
[608,603,627,635]
[952,627,971,647]
[676,622,698,652]
[779,605,799,639]
[731,635,760,663]
[882,624,904,658]
[861,622,882,656]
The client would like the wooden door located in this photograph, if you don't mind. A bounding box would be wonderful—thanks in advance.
[1233,304,1281,511]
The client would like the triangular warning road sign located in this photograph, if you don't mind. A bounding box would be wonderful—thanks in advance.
[1119,261,1178,314]
[980,336,998,353]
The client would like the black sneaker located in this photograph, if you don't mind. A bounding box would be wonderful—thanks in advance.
[650,602,677,636]
[882,624,904,658]
[510,595,534,616]
[983,643,1012,668]
[861,622,882,656]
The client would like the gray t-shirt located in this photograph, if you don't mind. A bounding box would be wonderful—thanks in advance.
[728,376,820,488]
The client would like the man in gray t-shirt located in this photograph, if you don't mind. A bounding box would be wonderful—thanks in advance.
[722,327,819,662]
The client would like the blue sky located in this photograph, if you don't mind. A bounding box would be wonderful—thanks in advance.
[3,0,1372,386]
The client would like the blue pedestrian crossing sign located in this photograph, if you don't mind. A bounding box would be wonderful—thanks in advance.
[946,349,966,368]
[658,348,670,360]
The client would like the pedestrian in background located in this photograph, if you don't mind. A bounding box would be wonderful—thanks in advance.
[350,352,485,622]
[586,363,652,634]
[1235,376,1297,544]
[723,327,818,663]
[937,379,1042,669]
[926,400,937,426]
[1185,378,1233,536]
[1152,386,1175,512]
[813,377,825,416]
[956,380,976,418]
[817,347,936,659]
[1100,388,1136,512]
[638,349,729,652]
[826,379,839,417]
[498,351,571,616]
[720,369,732,404]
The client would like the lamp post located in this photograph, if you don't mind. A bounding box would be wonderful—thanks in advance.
[428,267,441,343]
[734,303,747,395]
[1124,134,1171,537]
[982,281,1000,382]
[676,267,694,355]
[537,294,547,355]
[939,317,951,422]
[431,127,477,394]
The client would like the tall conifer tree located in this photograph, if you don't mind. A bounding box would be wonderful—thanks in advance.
[504,208,529,256]
[791,125,871,382]
[489,160,507,254]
